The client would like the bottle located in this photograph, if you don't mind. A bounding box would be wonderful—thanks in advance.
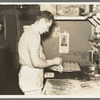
[89,64,95,76]
[93,51,99,63]
[89,49,93,62]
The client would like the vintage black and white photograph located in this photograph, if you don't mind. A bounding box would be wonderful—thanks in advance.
[0,2,100,98]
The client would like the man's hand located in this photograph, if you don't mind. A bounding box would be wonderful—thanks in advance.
[50,64,63,73]
[50,57,63,73]
[53,57,62,65]
[47,57,62,71]
[58,64,63,73]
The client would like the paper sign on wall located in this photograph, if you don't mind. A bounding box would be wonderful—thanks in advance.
[59,31,69,53]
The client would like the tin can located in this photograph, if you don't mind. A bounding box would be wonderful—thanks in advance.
[89,64,96,75]
[89,50,93,62]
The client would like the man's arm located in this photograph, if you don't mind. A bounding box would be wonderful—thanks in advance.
[29,47,62,69]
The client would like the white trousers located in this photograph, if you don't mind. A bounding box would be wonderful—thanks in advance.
[18,65,44,95]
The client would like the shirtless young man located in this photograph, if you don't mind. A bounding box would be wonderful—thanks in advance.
[18,11,62,95]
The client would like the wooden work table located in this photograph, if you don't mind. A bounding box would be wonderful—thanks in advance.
[43,78,100,97]
[43,70,100,97]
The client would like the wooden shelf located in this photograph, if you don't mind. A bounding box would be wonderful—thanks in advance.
[54,16,88,20]
[88,38,100,43]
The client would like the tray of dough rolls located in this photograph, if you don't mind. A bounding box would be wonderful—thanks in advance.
[62,62,81,72]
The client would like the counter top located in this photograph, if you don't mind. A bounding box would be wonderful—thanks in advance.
[43,78,100,96]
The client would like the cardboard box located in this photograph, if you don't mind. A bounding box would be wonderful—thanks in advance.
[57,5,84,16]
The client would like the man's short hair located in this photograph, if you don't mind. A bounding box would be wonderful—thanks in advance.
[36,10,54,22]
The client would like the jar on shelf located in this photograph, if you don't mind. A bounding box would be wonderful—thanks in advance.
[89,64,96,76]
[93,51,99,63]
